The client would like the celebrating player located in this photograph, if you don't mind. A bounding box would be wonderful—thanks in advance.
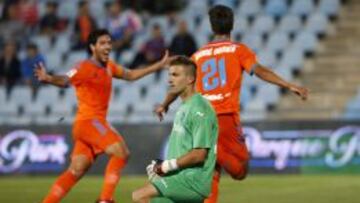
[155,5,308,203]
[35,29,173,203]
[132,56,218,203]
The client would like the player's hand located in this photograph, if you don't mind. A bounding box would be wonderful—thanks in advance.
[158,50,177,68]
[153,159,166,176]
[146,160,160,181]
[289,84,308,100]
[153,159,178,176]
[154,104,168,122]
[34,62,51,82]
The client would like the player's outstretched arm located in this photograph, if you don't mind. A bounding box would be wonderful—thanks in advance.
[253,64,308,100]
[34,63,69,88]
[153,148,208,176]
[154,92,179,121]
[116,50,176,81]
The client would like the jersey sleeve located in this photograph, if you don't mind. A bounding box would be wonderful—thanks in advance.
[237,44,257,75]
[66,62,88,86]
[110,61,125,78]
[191,109,214,149]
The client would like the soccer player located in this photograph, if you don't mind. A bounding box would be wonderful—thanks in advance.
[132,56,218,203]
[155,5,309,203]
[34,29,173,203]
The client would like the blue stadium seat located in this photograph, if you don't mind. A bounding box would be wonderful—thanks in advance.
[257,50,278,68]
[239,0,261,18]
[278,15,303,35]
[265,0,288,17]
[233,15,249,36]
[305,12,328,35]
[242,32,263,52]
[256,84,280,106]
[279,47,304,71]
[318,0,341,17]
[292,31,318,54]
[251,15,275,35]
[289,0,315,17]
[265,31,290,54]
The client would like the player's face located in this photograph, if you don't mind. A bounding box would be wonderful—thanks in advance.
[168,65,189,94]
[92,35,112,63]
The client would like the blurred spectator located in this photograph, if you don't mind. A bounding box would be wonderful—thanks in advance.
[0,2,26,43]
[0,42,21,95]
[169,20,197,57]
[130,24,165,69]
[72,0,97,50]
[21,43,45,89]
[18,0,39,28]
[39,1,67,36]
[105,0,142,59]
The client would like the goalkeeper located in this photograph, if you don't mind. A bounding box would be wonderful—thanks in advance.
[132,56,218,203]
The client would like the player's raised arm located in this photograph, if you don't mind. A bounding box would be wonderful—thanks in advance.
[34,62,69,88]
[113,50,175,81]
[253,64,309,100]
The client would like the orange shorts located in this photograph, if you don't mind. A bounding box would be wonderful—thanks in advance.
[217,113,249,167]
[71,119,124,162]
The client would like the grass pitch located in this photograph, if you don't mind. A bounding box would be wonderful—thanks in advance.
[0,175,359,203]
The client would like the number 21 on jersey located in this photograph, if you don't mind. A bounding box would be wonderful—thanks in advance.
[201,58,227,91]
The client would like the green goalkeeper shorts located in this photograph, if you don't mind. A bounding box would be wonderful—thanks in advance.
[150,175,205,203]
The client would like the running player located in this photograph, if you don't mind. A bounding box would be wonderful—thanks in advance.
[132,56,218,203]
[35,29,172,203]
[155,5,308,203]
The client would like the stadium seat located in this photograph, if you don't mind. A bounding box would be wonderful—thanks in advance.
[0,86,6,106]
[265,31,290,54]
[289,0,315,18]
[257,50,277,68]
[233,15,249,36]
[305,12,328,36]
[58,0,79,20]
[240,86,253,109]
[292,31,318,54]
[278,15,303,35]
[242,32,263,52]
[213,0,237,8]
[265,0,288,18]
[242,98,267,121]
[255,84,280,106]
[251,15,275,35]
[53,33,71,55]
[239,0,261,18]
[318,0,341,18]
[9,86,33,106]
[278,47,304,71]
[45,51,63,72]
[31,35,51,54]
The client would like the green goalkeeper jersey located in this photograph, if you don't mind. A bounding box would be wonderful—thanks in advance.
[166,93,218,197]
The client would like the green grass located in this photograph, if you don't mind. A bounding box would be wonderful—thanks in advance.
[0,175,359,203]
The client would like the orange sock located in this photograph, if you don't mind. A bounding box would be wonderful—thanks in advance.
[42,170,78,203]
[204,167,221,203]
[99,156,126,200]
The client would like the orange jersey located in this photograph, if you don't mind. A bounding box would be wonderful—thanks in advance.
[66,59,123,121]
[192,40,257,114]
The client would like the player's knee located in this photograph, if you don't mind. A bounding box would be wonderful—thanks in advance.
[231,165,248,181]
[132,190,145,203]
[68,161,89,177]
[68,166,86,178]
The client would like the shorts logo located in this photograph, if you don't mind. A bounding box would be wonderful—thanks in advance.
[92,119,107,136]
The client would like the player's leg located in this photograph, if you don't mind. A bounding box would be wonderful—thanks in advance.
[217,114,249,180]
[132,183,160,203]
[203,165,221,203]
[86,119,129,202]
[42,141,94,203]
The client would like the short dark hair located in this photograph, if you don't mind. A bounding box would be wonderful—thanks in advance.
[170,56,197,79]
[209,5,234,35]
[87,29,111,55]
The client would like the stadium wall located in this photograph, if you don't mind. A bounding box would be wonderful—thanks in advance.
[1,121,360,175]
